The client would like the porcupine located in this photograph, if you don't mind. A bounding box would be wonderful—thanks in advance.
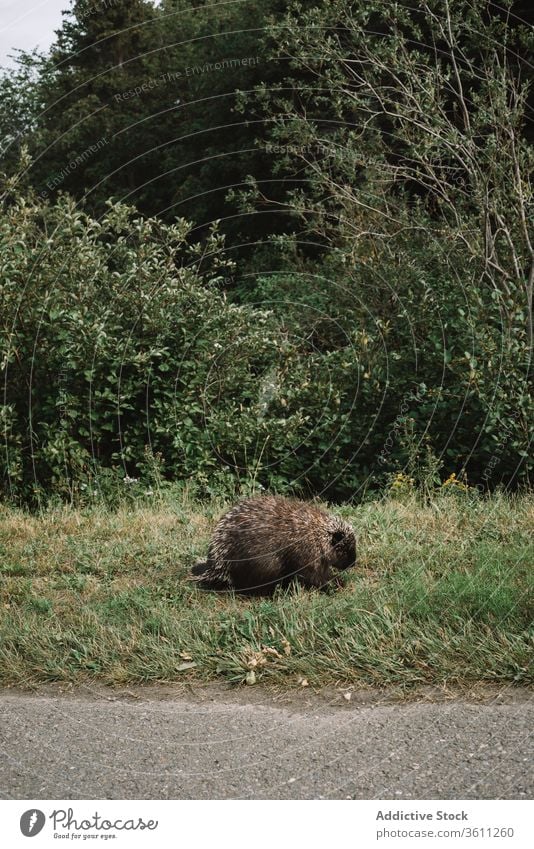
[191,495,356,593]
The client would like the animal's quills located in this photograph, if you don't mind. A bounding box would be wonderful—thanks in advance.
[191,495,357,593]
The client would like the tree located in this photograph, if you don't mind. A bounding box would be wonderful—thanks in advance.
[0,0,290,244]
[0,50,49,177]
[11,1,183,212]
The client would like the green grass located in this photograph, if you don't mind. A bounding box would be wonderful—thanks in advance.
[0,492,532,688]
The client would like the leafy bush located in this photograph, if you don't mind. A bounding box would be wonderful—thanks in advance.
[0,184,367,502]
[0,185,269,501]
[0,175,531,504]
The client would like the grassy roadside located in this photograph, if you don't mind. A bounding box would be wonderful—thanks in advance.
[0,492,532,688]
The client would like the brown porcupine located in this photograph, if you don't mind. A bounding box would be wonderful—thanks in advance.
[191,495,356,593]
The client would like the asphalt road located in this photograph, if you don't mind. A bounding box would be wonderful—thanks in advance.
[1,685,532,799]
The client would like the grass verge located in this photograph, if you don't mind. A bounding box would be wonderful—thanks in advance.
[0,492,532,688]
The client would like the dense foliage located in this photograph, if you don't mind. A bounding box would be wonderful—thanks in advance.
[0,0,285,239]
[0,184,374,502]
[0,0,531,503]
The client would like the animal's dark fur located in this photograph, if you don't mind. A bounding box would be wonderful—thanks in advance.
[191,495,357,594]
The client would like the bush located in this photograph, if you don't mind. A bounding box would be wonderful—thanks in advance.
[0,177,531,504]
[0,185,365,502]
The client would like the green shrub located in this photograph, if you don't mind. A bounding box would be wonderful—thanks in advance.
[0,187,365,502]
[0,178,531,504]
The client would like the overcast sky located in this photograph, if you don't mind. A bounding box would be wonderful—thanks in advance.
[0,0,69,66]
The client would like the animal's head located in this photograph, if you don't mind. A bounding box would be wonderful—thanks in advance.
[329,520,357,571]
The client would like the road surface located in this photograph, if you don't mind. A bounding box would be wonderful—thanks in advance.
[1,685,532,799]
